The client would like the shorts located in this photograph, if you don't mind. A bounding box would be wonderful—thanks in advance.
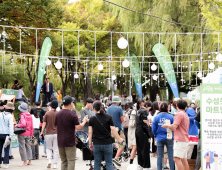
[174,141,189,159]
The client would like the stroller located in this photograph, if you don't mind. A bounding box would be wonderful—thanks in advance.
[76,130,119,170]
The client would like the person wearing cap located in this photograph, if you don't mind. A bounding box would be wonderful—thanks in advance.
[15,103,33,167]
[80,98,94,135]
[0,102,14,169]
[127,102,137,165]
[40,100,59,169]
[55,96,89,170]
[106,96,124,166]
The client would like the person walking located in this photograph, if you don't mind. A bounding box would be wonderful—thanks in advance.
[16,103,33,167]
[0,102,14,169]
[152,102,175,170]
[42,78,53,107]
[162,99,190,170]
[106,96,124,166]
[136,100,152,170]
[55,96,88,170]
[88,101,124,170]
[127,102,137,165]
[30,108,40,160]
[40,100,59,169]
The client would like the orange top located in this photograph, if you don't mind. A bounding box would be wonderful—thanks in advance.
[205,155,210,163]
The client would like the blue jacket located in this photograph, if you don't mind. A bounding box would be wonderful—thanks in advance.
[185,108,198,136]
[152,113,174,143]
[0,111,14,137]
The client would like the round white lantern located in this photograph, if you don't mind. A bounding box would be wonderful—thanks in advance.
[112,75,116,80]
[117,37,128,49]
[209,62,215,70]
[54,60,62,69]
[197,72,202,78]
[46,59,51,66]
[151,64,157,71]
[216,53,222,62]
[74,73,79,79]
[98,63,103,71]
[153,74,158,81]
[122,59,129,68]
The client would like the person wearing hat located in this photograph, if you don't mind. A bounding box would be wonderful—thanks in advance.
[40,100,59,169]
[0,102,15,169]
[55,96,89,170]
[106,96,125,166]
[127,102,137,165]
[80,98,94,136]
[16,103,33,167]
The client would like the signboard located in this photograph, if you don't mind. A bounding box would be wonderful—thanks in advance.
[36,37,52,102]
[152,43,179,98]
[125,52,142,99]
[200,84,222,170]
[0,89,18,101]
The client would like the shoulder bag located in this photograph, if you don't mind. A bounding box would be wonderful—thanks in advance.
[14,115,26,135]
[94,115,115,143]
[139,110,154,138]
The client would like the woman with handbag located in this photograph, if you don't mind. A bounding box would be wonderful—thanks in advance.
[30,108,40,160]
[15,103,33,167]
[88,101,124,170]
[127,102,137,165]
[135,100,153,170]
[152,102,175,170]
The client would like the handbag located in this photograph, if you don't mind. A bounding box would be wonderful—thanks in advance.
[138,110,154,138]
[14,115,26,135]
[30,137,38,146]
[94,115,115,143]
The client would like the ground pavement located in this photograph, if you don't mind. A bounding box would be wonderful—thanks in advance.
[7,145,159,170]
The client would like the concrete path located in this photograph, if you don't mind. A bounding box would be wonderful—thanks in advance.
[5,145,159,170]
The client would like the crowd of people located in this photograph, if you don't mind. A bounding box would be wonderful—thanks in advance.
[0,88,201,170]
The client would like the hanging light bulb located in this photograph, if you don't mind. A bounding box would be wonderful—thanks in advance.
[161,74,163,77]
[54,59,62,69]
[208,52,211,58]
[57,73,59,76]
[117,37,128,49]
[33,59,35,65]
[182,64,184,68]
[46,59,51,66]
[11,60,13,64]
[200,54,203,60]
[123,71,126,76]
[191,62,193,66]
[215,48,218,54]
[50,72,51,74]
[186,63,188,68]
[71,61,73,66]
[84,76,86,80]
[112,75,116,80]
[151,64,157,71]
[11,55,14,61]
[196,57,198,61]
[179,63,181,67]
[152,74,158,81]
[74,73,79,79]
[197,72,202,78]
[70,73,71,76]
[209,62,215,70]
[98,63,103,71]
[122,59,129,67]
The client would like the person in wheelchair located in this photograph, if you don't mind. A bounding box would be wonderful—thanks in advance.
[88,101,125,170]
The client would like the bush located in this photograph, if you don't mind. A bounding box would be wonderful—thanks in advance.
[13,103,21,121]
[75,102,84,112]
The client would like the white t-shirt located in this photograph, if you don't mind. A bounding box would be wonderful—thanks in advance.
[16,89,24,99]
[31,115,40,129]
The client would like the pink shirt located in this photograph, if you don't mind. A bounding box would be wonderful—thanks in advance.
[173,111,189,142]
[17,112,33,137]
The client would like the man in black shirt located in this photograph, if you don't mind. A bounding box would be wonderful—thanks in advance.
[132,92,137,103]
[35,102,45,130]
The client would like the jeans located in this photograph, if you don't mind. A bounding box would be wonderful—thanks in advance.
[157,139,175,170]
[15,98,28,104]
[0,134,10,164]
[93,144,113,170]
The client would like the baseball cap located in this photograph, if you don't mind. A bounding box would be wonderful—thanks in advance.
[50,100,58,109]
[63,96,75,105]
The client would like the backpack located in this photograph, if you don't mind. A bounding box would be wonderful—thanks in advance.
[123,110,132,128]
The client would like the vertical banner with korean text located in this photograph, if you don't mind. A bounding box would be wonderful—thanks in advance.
[152,43,179,98]
[35,37,52,102]
[200,84,222,170]
[125,52,142,99]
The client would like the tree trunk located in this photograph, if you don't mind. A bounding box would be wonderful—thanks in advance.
[29,83,34,105]
[62,82,67,97]
[71,79,75,97]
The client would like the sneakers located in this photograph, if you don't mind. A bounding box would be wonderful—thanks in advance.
[47,163,51,168]
[164,166,169,169]
[4,164,9,169]
[53,164,58,169]
[138,165,143,170]
[113,158,121,166]
[4,136,10,148]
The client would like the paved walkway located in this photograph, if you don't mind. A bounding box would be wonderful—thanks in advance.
[6,145,158,170]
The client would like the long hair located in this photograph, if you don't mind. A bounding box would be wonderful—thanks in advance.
[137,99,144,111]
[30,108,39,118]
[124,103,129,110]
[93,101,104,114]
[150,101,159,116]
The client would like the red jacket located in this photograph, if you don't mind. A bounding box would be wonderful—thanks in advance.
[17,112,33,136]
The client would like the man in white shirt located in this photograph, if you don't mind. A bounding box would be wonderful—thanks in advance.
[15,86,28,104]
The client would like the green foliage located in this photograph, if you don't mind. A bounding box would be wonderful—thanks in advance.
[75,102,84,112]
